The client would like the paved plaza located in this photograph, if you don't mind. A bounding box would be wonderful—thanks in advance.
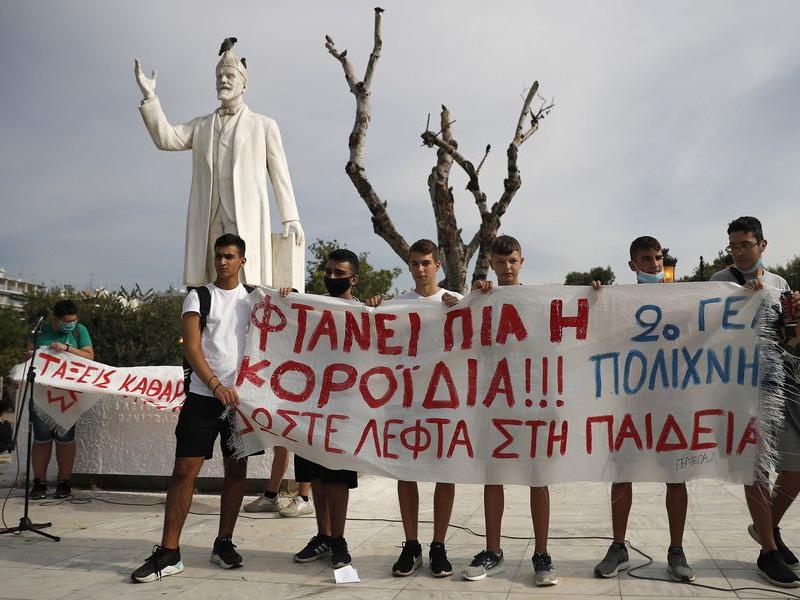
[1,473,799,599]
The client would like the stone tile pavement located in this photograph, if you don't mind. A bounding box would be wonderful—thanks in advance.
[1,473,800,599]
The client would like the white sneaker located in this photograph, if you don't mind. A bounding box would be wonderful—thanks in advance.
[280,495,314,517]
[243,493,287,513]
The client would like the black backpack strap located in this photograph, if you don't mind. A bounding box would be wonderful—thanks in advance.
[728,267,748,286]
[244,284,255,293]
[196,285,212,332]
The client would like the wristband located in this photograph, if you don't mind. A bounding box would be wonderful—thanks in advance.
[207,375,219,387]
[212,382,223,394]
[65,344,70,352]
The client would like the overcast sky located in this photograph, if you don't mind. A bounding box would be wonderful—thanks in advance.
[1,1,798,291]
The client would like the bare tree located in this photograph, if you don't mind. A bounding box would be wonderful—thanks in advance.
[326,7,553,292]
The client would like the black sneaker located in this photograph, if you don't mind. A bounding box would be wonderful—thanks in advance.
[758,549,800,588]
[462,549,505,581]
[429,542,453,577]
[392,540,422,576]
[131,545,184,583]
[749,524,799,568]
[30,479,47,500]
[53,480,72,499]
[293,534,332,563]
[776,528,799,567]
[331,537,351,568]
[532,552,559,586]
[211,536,243,569]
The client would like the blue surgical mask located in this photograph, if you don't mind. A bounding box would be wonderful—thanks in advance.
[59,320,77,333]
[636,270,665,284]
[740,259,763,275]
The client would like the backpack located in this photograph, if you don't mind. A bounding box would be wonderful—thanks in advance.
[183,284,255,394]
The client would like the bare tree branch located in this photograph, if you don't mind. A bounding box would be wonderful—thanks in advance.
[469,81,554,282]
[425,106,466,290]
[327,10,553,290]
[476,144,491,175]
[325,7,410,262]
[363,8,383,86]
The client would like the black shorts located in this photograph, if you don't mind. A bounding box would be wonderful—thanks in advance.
[175,392,263,460]
[295,454,358,489]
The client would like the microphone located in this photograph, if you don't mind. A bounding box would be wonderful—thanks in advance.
[30,314,46,336]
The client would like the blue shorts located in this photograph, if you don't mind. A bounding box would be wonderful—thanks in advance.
[32,412,76,444]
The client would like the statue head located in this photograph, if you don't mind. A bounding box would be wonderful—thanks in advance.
[215,38,248,104]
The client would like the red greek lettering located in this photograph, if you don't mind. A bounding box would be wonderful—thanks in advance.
[38,352,61,376]
[422,361,459,409]
[324,414,347,454]
[307,309,338,351]
[550,298,589,342]
[548,420,568,457]
[343,311,370,352]
[383,418,404,459]
[318,363,358,408]
[691,409,724,451]
[271,360,315,403]
[448,420,473,458]
[251,295,287,352]
[492,418,522,458]
[375,313,403,355]
[291,303,314,353]
[359,366,398,408]
[277,408,300,441]
[496,303,528,344]
[614,414,643,451]
[401,420,432,459]
[586,415,613,454]
[736,417,759,455]
[483,358,514,407]
[656,414,688,452]
[443,308,473,351]
[236,356,270,388]
[354,419,381,457]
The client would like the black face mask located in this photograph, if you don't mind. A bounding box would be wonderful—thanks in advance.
[324,276,353,297]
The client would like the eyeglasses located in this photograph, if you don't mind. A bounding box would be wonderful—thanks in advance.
[725,241,760,252]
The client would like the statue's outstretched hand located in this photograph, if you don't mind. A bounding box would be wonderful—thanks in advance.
[283,220,305,247]
[134,59,157,101]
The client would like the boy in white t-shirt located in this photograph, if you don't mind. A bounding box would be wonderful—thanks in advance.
[463,235,558,586]
[377,239,462,578]
[132,234,256,583]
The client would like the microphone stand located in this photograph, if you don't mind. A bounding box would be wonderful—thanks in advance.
[0,317,60,541]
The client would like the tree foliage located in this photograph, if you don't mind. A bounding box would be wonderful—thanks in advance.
[21,287,184,368]
[679,250,732,282]
[564,266,615,286]
[0,307,29,391]
[771,255,800,291]
[305,239,402,300]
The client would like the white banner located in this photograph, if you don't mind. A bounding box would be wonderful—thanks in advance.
[232,283,774,486]
[10,352,184,431]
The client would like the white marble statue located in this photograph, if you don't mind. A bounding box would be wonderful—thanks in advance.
[135,38,304,287]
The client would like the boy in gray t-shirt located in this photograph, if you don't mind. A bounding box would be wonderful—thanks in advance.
[711,216,800,588]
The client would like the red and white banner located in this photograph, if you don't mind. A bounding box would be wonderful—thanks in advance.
[10,352,184,431]
[233,283,773,486]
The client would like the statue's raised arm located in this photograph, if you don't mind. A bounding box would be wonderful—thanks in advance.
[134,59,157,101]
[134,38,304,290]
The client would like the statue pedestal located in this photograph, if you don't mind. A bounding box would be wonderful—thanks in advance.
[17,399,289,490]
[271,233,305,292]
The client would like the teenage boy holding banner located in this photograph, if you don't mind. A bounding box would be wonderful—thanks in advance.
[591,236,695,583]
[371,239,463,577]
[459,235,559,586]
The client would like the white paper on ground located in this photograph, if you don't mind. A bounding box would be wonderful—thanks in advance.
[333,565,360,584]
